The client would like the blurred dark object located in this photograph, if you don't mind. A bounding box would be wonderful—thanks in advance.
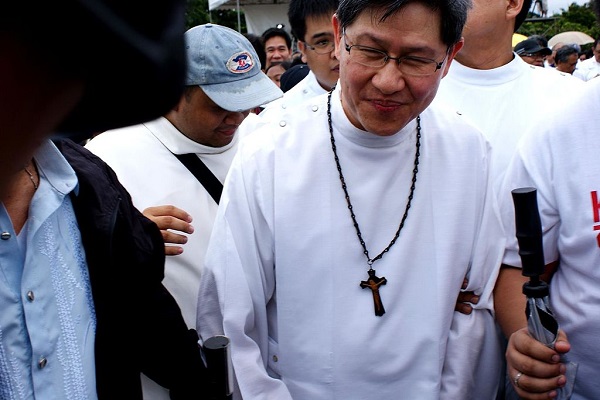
[280,64,310,92]
[203,335,233,400]
[244,33,267,69]
[2,0,187,137]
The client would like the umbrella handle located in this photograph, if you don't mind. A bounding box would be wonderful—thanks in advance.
[511,187,546,279]
[203,335,233,400]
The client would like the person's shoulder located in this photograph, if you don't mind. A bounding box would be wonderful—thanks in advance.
[425,98,489,146]
[240,92,329,147]
[427,97,483,132]
[86,119,157,154]
[578,57,595,68]
[526,64,585,89]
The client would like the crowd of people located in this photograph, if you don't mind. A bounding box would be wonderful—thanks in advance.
[2,0,600,399]
[514,33,600,81]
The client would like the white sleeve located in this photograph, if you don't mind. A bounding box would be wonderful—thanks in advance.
[196,141,293,400]
[441,147,506,399]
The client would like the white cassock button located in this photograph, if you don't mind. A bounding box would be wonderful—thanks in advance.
[279,121,287,127]
[26,291,35,302]
[1,232,10,240]
[311,105,319,112]
[38,357,48,369]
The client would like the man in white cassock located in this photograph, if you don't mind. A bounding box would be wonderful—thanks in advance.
[435,0,583,193]
[197,0,506,399]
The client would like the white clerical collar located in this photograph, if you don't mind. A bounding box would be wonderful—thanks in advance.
[448,55,525,86]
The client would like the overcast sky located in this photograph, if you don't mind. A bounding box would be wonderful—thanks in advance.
[547,0,589,15]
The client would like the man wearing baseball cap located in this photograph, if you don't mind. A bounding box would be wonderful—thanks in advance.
[515,37,552,67]
[86,23,282,399]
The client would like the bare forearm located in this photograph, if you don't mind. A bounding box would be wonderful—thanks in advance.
[493,265,528,339]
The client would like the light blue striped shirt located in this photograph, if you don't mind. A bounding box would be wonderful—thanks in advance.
[0,141,97,399]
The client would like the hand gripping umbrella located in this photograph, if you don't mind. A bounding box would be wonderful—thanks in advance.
[203,335,233,400]
[511,187,577,399]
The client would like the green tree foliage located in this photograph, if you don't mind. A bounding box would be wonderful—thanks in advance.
[518,2,600,45]
[185,0,247,32]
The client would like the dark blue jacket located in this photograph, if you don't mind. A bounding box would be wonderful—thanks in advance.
[56,139,208,399]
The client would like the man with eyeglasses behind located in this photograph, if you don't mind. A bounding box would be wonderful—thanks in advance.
[197,0,506,398]
[238,0,340,136]
[285,0,340,99]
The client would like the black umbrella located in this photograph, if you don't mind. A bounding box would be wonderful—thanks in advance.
[511,187,577,399]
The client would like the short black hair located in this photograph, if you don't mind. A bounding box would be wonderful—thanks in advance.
[288,0,339,42]
[244,33,267,69]
[336,0,470,47]
[555,45,578,64]
[261,27,292,49]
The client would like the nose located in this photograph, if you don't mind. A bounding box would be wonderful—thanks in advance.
[371,61,406,94]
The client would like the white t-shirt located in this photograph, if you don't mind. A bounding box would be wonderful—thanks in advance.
[198,86,505,400]
[500,78,600,399]
[436,55,584,191]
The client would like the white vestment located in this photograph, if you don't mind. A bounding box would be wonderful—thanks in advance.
[436,55,584,191]
[86,117,237,399]
[237,71,327,139]
[197,86,505,400]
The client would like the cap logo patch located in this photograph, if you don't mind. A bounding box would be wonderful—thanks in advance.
[226,51,255,74]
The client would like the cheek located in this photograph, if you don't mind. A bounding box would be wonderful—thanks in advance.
[410,77,442,102]
[339,60,368,90]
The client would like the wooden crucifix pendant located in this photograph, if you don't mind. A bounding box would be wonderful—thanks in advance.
[360,269,387,316]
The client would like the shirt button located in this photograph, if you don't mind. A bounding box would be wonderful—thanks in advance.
[1,232,10,240]
[272,355,278,362]
[311,105,319,112]
[26,291,35,302]
[38,357,48,369]
[279,121,287,127]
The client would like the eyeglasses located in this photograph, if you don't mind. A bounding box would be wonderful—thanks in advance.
[304,39,335,55]
[342,30,447,76]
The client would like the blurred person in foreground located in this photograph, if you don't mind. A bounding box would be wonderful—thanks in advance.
[197,0,506,398]
[86,23,282,399]
[435,0,583,394]
[496,29,600,400]
[495,3,600,398]
[0,1,210,398]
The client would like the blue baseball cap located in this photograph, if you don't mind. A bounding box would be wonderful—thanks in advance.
[185,24,283,112]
